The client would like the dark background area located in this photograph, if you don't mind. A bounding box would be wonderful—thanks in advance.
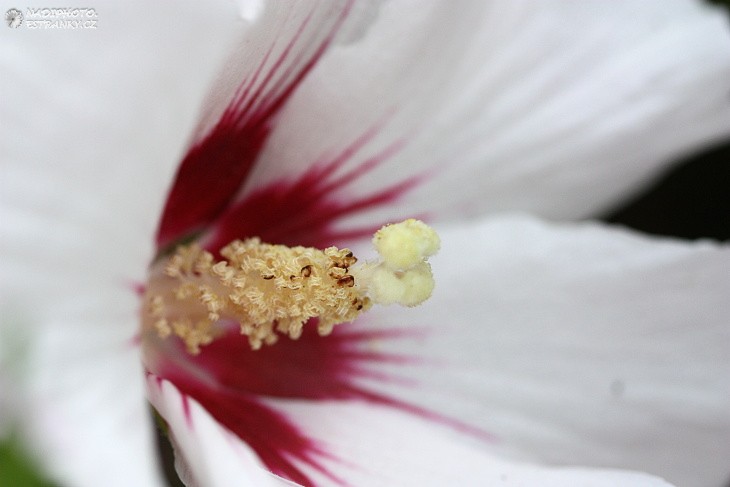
[603,139,730,241]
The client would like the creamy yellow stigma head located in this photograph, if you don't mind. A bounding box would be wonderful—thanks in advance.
[142,219,439,354]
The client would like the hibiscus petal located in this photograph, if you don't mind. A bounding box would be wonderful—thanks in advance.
[235,0,730,231]
[146,376,288,487]
[148,325,434,485]
[348,214,730,487]
[155,0,383,250]
[242,399,674,486]
[147,376,674,486]
[0,2,250,485]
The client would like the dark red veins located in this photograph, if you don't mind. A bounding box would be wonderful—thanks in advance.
[156,323,491,486]
[203,132,422,253]
[155,3,353,251]
[157,325,420,486]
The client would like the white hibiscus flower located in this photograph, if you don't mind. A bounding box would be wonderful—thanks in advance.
[1,1,729,486]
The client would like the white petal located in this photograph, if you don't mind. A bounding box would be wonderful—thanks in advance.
[259,400,673,486]
[351,215,730,487]
[189,0,383,143]
[146,377,288,487]
[0,2,247,485]
[247,0,730,226]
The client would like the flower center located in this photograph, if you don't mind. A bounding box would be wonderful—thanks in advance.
[141,219,439,354]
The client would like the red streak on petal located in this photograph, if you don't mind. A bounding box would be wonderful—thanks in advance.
[177,324,421,401]
[179,381,343,486]
[155,4,353,251]
[158,326,367,485]
[204,129,422,253]
[157,323,491,485]
[181,394,192,428]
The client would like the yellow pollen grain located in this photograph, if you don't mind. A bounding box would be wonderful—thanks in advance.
[142,220,439,354]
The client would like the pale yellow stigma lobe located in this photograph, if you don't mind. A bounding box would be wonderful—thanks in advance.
[142,219,439,354]
[373,218,440,270]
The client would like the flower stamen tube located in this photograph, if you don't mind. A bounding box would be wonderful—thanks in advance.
[142,219,439,354]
